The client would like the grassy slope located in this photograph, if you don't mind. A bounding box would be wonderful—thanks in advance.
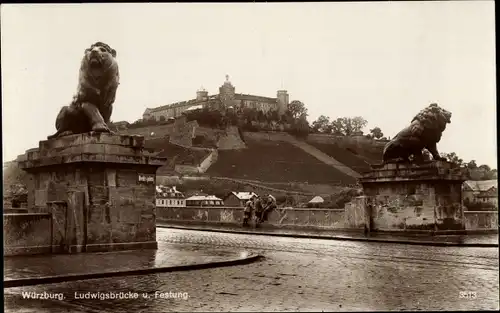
[206,138,357,185]
[305,142,374,173]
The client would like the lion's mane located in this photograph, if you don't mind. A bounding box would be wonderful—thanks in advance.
[49,42,120,138]
[382,103,452,163]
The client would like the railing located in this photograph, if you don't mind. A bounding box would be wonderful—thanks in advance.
[156,206,347,230]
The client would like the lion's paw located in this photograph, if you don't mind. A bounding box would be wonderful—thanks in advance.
[91,123,111,133]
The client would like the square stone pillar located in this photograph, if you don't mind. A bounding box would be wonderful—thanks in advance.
[18,132,166,253]
[359,161,468,233]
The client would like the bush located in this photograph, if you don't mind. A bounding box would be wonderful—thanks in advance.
[329,188,362,209]
[185,108,226,129]
[275,195,287,205]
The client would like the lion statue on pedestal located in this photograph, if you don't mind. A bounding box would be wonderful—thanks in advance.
[382,103,452,163]
[48,42,120,139]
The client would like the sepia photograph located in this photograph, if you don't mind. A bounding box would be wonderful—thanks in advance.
[2,1,498,312]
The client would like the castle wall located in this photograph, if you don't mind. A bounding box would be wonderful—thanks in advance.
[143,77,287,121]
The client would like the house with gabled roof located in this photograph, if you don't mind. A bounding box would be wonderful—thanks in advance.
[463,180,498,209]
[156,185,186,208]
[185,195,224,207]
[224,191,258,207]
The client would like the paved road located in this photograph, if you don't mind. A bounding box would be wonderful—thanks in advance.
[5,228,499,312]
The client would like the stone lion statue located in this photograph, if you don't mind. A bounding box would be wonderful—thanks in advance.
[382,103,451,163]
[48,42,120,139]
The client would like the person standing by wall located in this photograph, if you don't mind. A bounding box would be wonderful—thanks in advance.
[256,194,277,227]
[253,195,264,227]
[242,199,254,227]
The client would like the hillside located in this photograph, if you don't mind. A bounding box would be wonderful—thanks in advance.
[143,137,211,174]
[305,135,385,167]
[206,137,357,185]
[305,142,374,173]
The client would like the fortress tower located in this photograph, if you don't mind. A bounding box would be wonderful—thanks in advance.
[277,90,289,115]
[196,86,208,101]
[219,74,236,109]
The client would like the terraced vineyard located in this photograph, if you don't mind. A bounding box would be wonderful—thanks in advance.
[304,142,377,173]
[206,138,357,185]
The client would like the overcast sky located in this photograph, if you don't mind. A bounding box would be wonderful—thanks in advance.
[1,2,496,167]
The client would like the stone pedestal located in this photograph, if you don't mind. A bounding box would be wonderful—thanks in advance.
[17,132,166,253]
[359,161,468,233]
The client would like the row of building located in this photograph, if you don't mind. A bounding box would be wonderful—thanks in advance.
[142,75,291,121]
[155,186,256,208]
[155,186,328,208]
[156,180,498,209]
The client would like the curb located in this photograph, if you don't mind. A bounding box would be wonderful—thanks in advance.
[3,252,263,288]
[158,224,499,248]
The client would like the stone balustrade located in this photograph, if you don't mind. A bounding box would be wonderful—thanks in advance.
[157,206,348,230]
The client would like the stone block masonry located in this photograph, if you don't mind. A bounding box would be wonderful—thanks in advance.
[360,161,468,233]
[17,132,166,254]
[3,213,52,256]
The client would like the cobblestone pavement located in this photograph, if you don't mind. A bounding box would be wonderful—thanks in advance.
[159,223,499,245]
[5,228,499,312]
[4,241,247,281]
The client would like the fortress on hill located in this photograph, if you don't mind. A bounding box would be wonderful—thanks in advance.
[142,75,290,121]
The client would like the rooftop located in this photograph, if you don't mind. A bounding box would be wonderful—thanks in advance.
[185,104,204,112]
[186,195,223,201]
[229,191,258,200]
[464,180,497,192]
[156,185,185,198]
[308,196,325,203]
[235,93,277,102]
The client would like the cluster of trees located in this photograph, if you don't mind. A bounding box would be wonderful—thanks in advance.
[109,118,168,131]
[114,100,388,141]
[311,115,387,140]
[183,100,311,137]
[437,152,497,181]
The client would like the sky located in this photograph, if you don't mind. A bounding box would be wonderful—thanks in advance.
[1,2,497,167]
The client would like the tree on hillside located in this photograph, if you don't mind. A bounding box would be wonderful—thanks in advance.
[288,100,308,120]
[441,152,464,167]
[329,118,345,135]
[267,110,280,123]
[288,114,311,138]
[257,110,266,123]
[242,107,258,123]
[476,164,497,180]
[350,116,368,135]
[468,164,497,181]
[440,154,497,181]
[311,115,331,133]
[489,169,498,179]
[467,160,478,169]
[479,164,491,172]
[329,116,368,136]
[369,127,384,139]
